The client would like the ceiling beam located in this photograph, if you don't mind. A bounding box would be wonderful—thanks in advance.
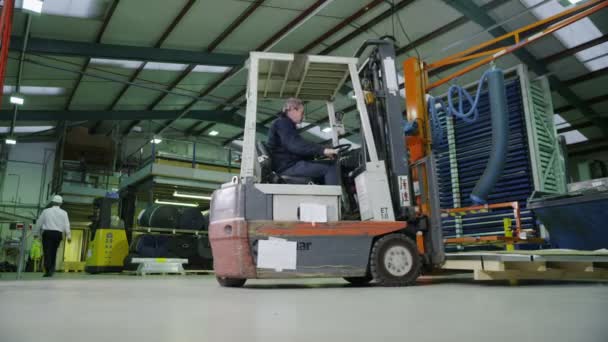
[9,36,247,67]
[567,138,608,157]
[93,1,197,133]
[150,0,332,136]
[396,0,510,58]
[557,121,595,134]
[443,0,608,137]
[319,0,415,55]
[91,0,197,134]
[126,0,266,135]
[0,109,267,135]
[62,0,121,111]
[0,110,236,121]
[563,65,608,87]
[555,94,608,113]
[299,0,385,53]
[207,0,266,52]
[539,33,608,65]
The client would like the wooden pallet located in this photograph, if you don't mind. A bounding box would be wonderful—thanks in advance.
[184,270,214,275]
[443,250,608,281]
[122,270,186,276]
[62,261,85,273]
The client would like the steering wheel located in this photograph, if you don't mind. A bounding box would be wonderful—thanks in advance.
[333,143,352,154]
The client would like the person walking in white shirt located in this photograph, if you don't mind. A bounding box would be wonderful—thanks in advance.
[37,195,71,277]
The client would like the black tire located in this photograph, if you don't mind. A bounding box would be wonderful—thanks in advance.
[343,276,372,286]
[370,233,421,287]
[216,276,246,288]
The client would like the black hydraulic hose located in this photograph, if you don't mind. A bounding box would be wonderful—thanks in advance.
[470,68,509,204]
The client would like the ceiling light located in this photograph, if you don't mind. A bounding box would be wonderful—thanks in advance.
[208,130,219,136]
[5,137,17,145]
[150,137,162,144]
[568,0,583,4]
[322,127,332,133]
[173,191,212,200]
[10,95,24,105]
[154,199,198,207]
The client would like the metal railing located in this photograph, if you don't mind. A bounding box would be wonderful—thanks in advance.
[54,161,119,194]
[122,137,241,177]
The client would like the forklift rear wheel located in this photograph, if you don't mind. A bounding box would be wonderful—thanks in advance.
[343,276,372,286]
[370,233,420,287]
[216,276,247,287]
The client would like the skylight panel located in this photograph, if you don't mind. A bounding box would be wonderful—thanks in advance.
[0,126,55,133]
[42,0,109,19]
[520,0,608,71]
[559,129,588,144]
[89,58,231,73]
[3,85,65,95]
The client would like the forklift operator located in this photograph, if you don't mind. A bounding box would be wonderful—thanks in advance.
[267,98,339,185]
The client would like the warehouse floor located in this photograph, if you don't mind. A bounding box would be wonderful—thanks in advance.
[1,273,606,342]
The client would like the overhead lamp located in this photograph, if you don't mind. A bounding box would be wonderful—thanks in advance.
[9,95,24,106]
[557,0,583,5]
[322,127,332,133]
[154,199,198,207]
[5,137,17,145]
[173,191,212,200]
[208,130,219,136]
[150,136,162,144]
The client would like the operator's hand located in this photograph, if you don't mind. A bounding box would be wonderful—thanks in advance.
[67,237,72,243]
[323,148,338,159]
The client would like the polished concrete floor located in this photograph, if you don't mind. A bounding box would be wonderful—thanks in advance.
[1,273,607,342]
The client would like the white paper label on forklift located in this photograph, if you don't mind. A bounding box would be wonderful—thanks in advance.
[382,57,399,96]
[299,203,328,223]
[257,238,297,272]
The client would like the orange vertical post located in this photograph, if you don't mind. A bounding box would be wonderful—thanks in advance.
[0,0,15,108]
[403,57,432,215]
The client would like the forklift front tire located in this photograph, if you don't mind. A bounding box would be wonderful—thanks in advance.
[370,233,421,287]
[216,276,247,288]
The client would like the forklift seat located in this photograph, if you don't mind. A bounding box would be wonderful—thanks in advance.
[256,142,314,184]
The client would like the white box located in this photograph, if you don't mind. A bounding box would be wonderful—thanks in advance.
[355,162,395,221]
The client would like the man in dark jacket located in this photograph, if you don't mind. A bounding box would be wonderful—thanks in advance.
[267,98,338,185]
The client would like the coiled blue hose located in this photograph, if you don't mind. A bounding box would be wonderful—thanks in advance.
[427,68,494,146]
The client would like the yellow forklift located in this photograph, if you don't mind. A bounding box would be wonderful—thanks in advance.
[85,197,129,273]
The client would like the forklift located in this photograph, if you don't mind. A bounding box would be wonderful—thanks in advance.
[209,41,443,287]
[209,1,606,287]
[85,196,129,273]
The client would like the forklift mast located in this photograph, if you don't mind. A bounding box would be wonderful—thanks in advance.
[356,38,415,221]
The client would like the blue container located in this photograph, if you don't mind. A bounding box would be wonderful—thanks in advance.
[528,192,608,250]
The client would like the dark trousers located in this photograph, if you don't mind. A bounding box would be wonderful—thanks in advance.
[281,160,339,185]
[42,230,63,274]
